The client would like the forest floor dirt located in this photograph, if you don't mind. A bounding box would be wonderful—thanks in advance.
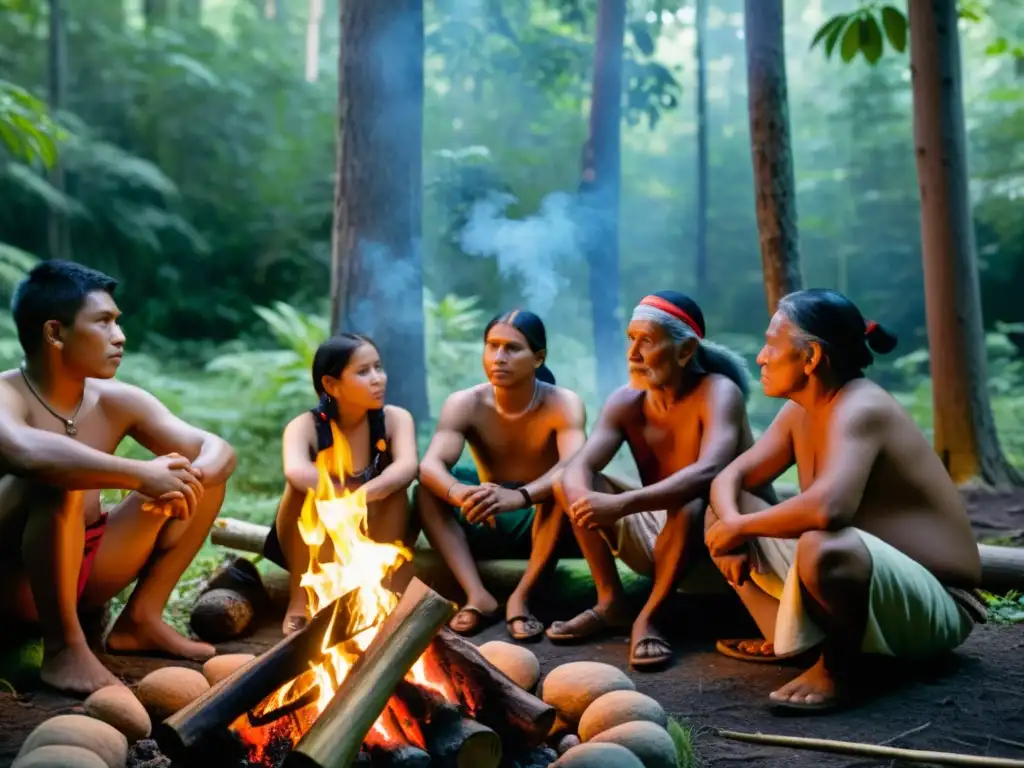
[1,486,1023,768]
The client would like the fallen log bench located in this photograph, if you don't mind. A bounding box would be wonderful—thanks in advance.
[209,517,1024,595]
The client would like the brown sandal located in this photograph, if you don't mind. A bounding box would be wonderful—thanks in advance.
[449,606,501,636]
[715,638,807,663]
[545,608,629,643]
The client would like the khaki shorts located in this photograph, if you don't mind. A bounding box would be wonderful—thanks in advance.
[610,508,731,595]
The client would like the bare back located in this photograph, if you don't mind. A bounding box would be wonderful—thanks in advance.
[451,382,577,484]
[790,379,979,585]
[615,375,758,486]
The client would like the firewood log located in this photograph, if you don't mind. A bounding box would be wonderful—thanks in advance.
[429,628,556,750]
[283,579,456,768]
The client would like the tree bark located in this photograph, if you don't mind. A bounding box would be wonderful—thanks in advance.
[744,0,801,315]
[330,0,430,423]
[694,0,709,294]
[579,0,626,401]
[908,0,1019,486]
[46,0,70,262]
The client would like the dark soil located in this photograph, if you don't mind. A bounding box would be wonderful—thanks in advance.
[2,486,1023,767]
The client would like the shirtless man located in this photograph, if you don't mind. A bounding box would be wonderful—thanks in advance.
[416,310,586,641]
[549,291,766,669]
[0,260,237,695]
[705,288,983,712]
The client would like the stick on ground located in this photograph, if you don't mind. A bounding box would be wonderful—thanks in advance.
[714,728,1024,767]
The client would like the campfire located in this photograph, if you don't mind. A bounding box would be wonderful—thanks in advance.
[153,423,555,768]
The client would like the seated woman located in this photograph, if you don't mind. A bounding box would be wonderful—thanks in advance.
[416,310,587,642]
[264,333,419,635]
[705,289,985,713]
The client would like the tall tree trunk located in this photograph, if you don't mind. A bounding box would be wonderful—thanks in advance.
[579,0,625,401]
[908,0,1019,486]
[47,0,69,262]
[694,0,709,294]
[330,0,429,423]
[305,0,323,82]
[743,0,801,315]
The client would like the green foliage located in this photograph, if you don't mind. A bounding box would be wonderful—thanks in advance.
[0,78,62,167]
[811,1,1023,65]
[981,590,1024,624]
[667,717,698,768]
[810,5,906,64]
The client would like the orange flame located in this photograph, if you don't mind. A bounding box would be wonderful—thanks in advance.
[250,422,412,731]
[234,422,465,761]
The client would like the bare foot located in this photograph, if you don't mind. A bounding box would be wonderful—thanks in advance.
[40,643,123,697]
[107,616,216,661]
[630,615,672,668]
[769,653,840,708]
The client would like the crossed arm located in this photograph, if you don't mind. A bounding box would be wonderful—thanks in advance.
[419,389,588,522]
[706,399,883,553]
[561,381,748,525]
[282,407,419,504]
[0,380,235,509]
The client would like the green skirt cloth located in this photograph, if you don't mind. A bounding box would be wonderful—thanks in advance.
[446,465,581,561]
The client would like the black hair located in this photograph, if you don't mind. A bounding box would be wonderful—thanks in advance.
[311,332,379,417]
[10,260,118,356]
[638,290,751,398]
[484,309,556,384]
[312,332,379,395]
[777,288,898,381]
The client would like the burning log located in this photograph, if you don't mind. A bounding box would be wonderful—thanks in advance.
[391,680,502,768]
[283,578,456,768]
[429,628,556,750]
[363,703,431,768]
[154,588,370,762]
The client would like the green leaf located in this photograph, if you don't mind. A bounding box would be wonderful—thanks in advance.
[880,5,907,53]
[840,14,862,62]
[810,14,847,52]
[824,13,852,58]
[860,14,884,64]
[986,37,1010,56]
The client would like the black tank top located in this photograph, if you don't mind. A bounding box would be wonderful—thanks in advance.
[310,396,392,489]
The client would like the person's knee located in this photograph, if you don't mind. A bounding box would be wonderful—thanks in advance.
[796,530,870,592]
[551,470,567,508]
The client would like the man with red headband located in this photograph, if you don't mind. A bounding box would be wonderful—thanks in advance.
[549,290,772,668]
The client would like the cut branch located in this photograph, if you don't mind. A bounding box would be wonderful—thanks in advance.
[979,544,1024,594]
[284,579,456,768]
[429,628,556,749]
[715,728,1024,767]
[154,589,367,762]
[210,518,269,555]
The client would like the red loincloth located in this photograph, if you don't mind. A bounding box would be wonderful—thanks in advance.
[78,512,108,601]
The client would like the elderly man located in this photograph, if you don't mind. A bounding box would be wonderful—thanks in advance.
[705,289,984,712]
[0,260,237,695]
[549,290,772,668]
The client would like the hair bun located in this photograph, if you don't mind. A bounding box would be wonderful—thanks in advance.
[536,363,556,385]
[865,321,898,354]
